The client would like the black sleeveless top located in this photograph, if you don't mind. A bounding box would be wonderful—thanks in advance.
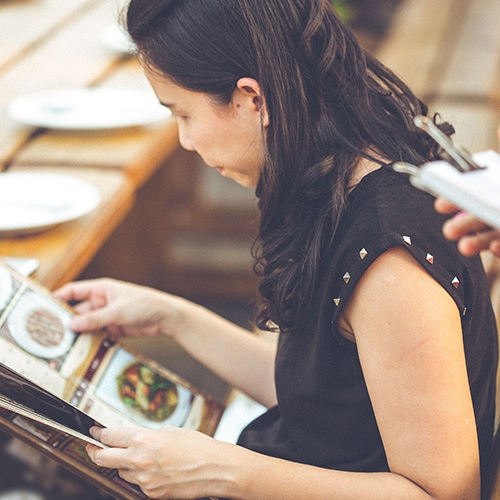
[238,168,498,483]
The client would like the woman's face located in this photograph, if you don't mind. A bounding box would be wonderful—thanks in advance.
[145,69,267,188]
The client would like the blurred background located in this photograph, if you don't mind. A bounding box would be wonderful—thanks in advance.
[0,0,499,498]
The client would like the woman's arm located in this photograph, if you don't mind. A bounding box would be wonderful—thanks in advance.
[166,295,278,408]
[86,246,481,500]
[340,246,480,499]
[86,425,448,500]
[55,279,277,407]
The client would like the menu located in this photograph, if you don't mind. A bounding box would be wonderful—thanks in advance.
[0,260,225,500]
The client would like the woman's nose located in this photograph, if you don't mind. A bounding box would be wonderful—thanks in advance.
[177,126,195,152]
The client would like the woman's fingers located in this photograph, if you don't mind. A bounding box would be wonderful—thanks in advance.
[71,301,96,315]
[53,280,103,302]
[490,239,500,257]
[86,427,141,469]
[435,197,500,257]
[90,426,137,447]
[117,469,139,486]
[86,445,134,470]
[69,305,118,332]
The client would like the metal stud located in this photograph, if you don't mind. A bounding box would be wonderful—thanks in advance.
[403,236,412,245]
[333,298,341,306]
[452,277,460,288]
[343,272,351,284]
[359,248,368,260]
[426,253,434,264]
[463,307,467,316]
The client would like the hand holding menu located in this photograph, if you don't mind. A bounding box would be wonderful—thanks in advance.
[0,261,226,500]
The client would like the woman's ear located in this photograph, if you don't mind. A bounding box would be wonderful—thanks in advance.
[235,77,269,128]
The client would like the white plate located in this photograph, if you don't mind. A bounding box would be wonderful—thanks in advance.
[0,172,101,236]
[7,88,170,131]
[7,291,75,359]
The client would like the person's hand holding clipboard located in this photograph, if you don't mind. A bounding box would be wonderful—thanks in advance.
[393,118,500,257]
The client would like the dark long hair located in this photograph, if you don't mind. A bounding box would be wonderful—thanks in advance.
[126,0,451,334]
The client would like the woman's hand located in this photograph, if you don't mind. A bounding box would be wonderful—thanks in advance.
[54,278,187,340]
[56,278,278,407]
[86,426,243,500]
[434,198,500,257]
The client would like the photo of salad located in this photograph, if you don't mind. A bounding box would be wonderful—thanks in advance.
[117,362,179,422]
[95,348,195,429]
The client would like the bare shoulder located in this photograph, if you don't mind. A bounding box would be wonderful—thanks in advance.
[338,245,460,342]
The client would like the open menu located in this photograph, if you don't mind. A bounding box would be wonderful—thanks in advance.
[0,260,226,500]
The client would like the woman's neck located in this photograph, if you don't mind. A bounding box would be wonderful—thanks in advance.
[347,155,384,193]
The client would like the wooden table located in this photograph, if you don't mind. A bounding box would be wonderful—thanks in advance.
[0,0,180,290]
[0,1,184,497]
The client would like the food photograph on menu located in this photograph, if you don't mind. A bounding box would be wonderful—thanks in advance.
[0,287,77,370]
[94,348,195,429]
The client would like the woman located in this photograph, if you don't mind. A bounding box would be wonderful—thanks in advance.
[55,1,498,499]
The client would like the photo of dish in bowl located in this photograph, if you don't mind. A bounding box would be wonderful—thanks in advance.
[26,308,65,348]
[6,290,75,360]
[117,362,179,423]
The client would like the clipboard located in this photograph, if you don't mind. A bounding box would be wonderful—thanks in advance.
[405,150,500,231]
[392,116,500,231]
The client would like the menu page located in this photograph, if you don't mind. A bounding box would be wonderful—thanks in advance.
[73,341,224,436]
[0,260,228,499]
[0,264,98,399]
[0,261,225,436]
